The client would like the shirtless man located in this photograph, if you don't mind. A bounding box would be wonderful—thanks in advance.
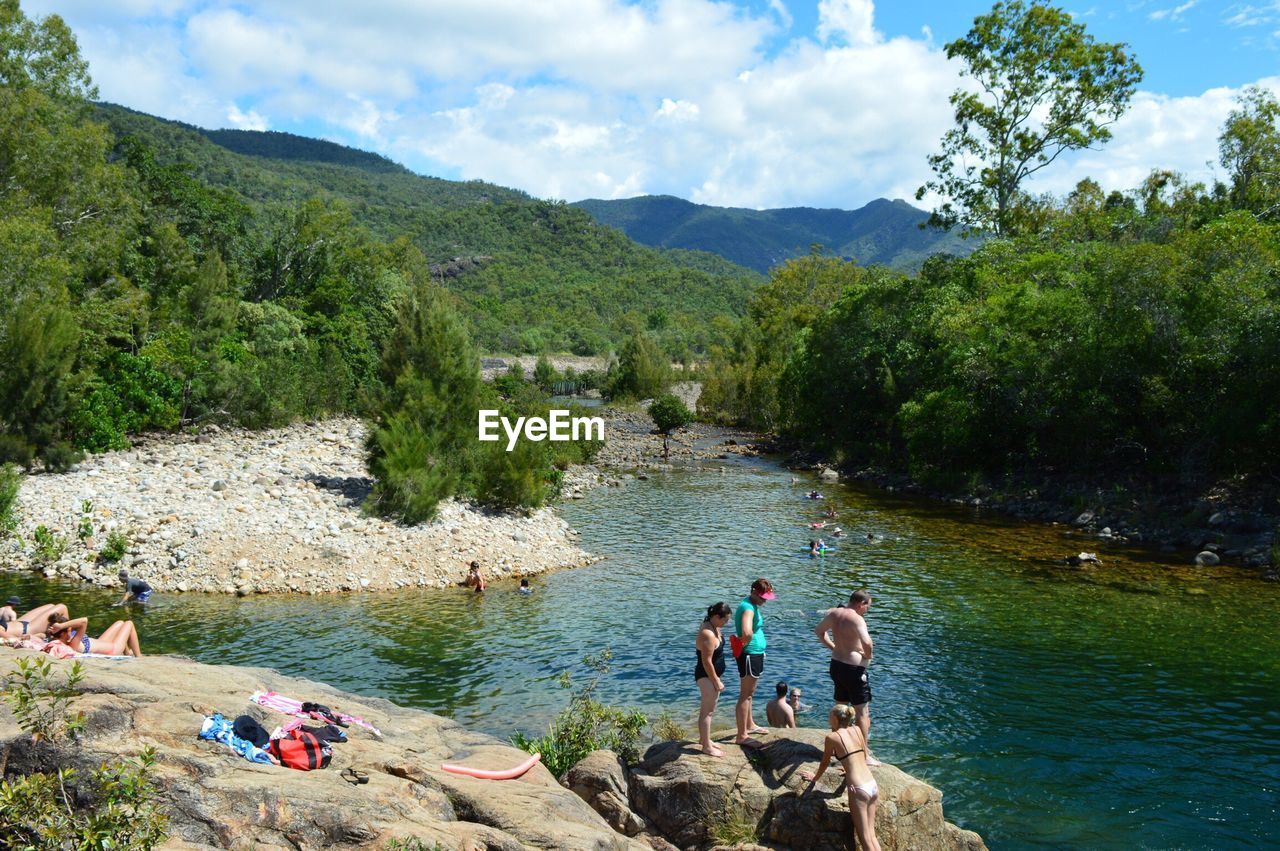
[765,681,796,728]
[814,589,880,765]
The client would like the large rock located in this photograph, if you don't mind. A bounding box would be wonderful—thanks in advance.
[628,731,986,851]
[0,652,645,850]
[565,749,649,836]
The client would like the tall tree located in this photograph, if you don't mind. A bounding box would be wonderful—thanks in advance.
[917,1,1143,237]
[1219,85,1280,219]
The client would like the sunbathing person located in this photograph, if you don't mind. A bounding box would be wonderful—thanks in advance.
[44,613,143,656]
[1,603,69,639]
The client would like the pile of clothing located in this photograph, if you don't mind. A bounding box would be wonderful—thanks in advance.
[199,708,347,771]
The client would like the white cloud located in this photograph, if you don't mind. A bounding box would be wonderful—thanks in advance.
[1148,0,1197,21]
[27,1,1280,211]
[817,0,879,47]
[226,104,269,131]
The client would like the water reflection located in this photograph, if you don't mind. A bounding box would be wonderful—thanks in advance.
[4,454,1279,849]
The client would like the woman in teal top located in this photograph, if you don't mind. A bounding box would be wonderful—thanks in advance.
[733,578,774,747]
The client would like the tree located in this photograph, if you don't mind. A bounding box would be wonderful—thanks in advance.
[917,1,1143,236]
[1219,85,1280,219]
[533,354,558,391]
[649,394,692,459]
[365,281,482,523]
[609,333,670,400]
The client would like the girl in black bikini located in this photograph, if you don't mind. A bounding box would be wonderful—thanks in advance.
[801,703,882,851]
[0,603,68,639]
[694,602,733,757]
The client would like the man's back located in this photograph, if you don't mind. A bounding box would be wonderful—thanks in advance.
[765,697,795,728]
[821,606,871,666]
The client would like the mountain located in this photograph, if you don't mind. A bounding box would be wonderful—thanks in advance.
[572,195,976,274]
[94,105,760,354]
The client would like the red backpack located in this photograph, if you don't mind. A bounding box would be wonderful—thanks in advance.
[269,729,332,771]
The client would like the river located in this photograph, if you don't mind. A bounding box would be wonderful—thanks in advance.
[4,451,1278,849]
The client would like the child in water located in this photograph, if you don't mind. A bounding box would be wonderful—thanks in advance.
[518,578,532,595]
[464,561,487,593]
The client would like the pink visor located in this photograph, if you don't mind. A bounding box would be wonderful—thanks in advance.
[757,589,776,600]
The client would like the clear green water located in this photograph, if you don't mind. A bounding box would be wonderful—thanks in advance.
[5,454,1278,849]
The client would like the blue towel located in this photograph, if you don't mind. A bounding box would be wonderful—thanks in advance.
[199,713,274,765]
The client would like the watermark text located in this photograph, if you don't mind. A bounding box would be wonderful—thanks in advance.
[478,409,604,451]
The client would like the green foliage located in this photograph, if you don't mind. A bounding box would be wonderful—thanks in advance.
[76,500,93,541]
[1,657,85,743]
[511,648,648,779]
[708,801,761,846]
[0,652,168,848]
[1219,86,1280,219]
[99,529,128,563]
[475,439,550,514]
[533,354,558,391]
[365,282,481,523]
[0,462,19,536]
[39,442,83,473]
[649,711,688,743]
[918,1,1143,236]
[31,525,67,563]
[70,352,181,451]
[610,334,670,400]
[0,748,169,850]
[383,840,445,851]
[649,395,692,435]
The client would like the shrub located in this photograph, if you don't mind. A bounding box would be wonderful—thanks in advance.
[99,530,128,563]
[649,394,692,435]
[0,657,169,848]
[609,334,670,400]
[32,525,67,563]
[0,463,20,537]
[69,352,182,452]
[0,435,35,469]
[650,711,688,743]
[39,442,83,473]
[511,649,647,779]
[1,658,85,743]
[476,439,549,513]
[533,354,558,391]
[76,500,94,541]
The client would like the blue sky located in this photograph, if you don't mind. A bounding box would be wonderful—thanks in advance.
[27,1,1280,209]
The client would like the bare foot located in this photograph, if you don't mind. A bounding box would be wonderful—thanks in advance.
[703,744,726,757]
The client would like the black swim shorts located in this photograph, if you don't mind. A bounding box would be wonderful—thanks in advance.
[830,659,871,705]
[737,652,766,679]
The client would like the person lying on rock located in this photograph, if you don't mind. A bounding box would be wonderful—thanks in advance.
[44,613,143,656]
[800,704,882,851]
[0,602,69,640]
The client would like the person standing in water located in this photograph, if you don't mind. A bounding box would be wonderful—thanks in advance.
[694,602,733,756]
[464,561,486,593]
[765,681,796,728]
[814,589,880,765]
[734,578,774,747]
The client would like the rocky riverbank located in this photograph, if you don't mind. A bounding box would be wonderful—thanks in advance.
[786,453,1279,578]
[2,418,596,596]
[0,650,985,850]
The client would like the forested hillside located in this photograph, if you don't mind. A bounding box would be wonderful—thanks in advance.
[0,3,754,479]
[97,105,761,356]
[573,194,974,273]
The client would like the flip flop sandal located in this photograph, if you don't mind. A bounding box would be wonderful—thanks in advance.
[340,767,369,785]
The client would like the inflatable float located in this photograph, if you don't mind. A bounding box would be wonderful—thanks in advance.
[440,752,542,780]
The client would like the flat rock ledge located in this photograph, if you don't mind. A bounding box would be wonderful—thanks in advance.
[567,736,987,851]
[2,418,597,595]
[1,653,985,851]
[0,651,648,851]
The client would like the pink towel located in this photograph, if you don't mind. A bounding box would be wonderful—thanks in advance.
[250,690,383,737]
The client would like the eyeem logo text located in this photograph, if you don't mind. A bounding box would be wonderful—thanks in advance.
[478,409,605,451]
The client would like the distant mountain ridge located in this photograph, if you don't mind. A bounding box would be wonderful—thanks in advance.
[572,194,975,274]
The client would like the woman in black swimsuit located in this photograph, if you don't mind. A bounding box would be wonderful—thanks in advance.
[0,602,68,639]
[694,601,733,757]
